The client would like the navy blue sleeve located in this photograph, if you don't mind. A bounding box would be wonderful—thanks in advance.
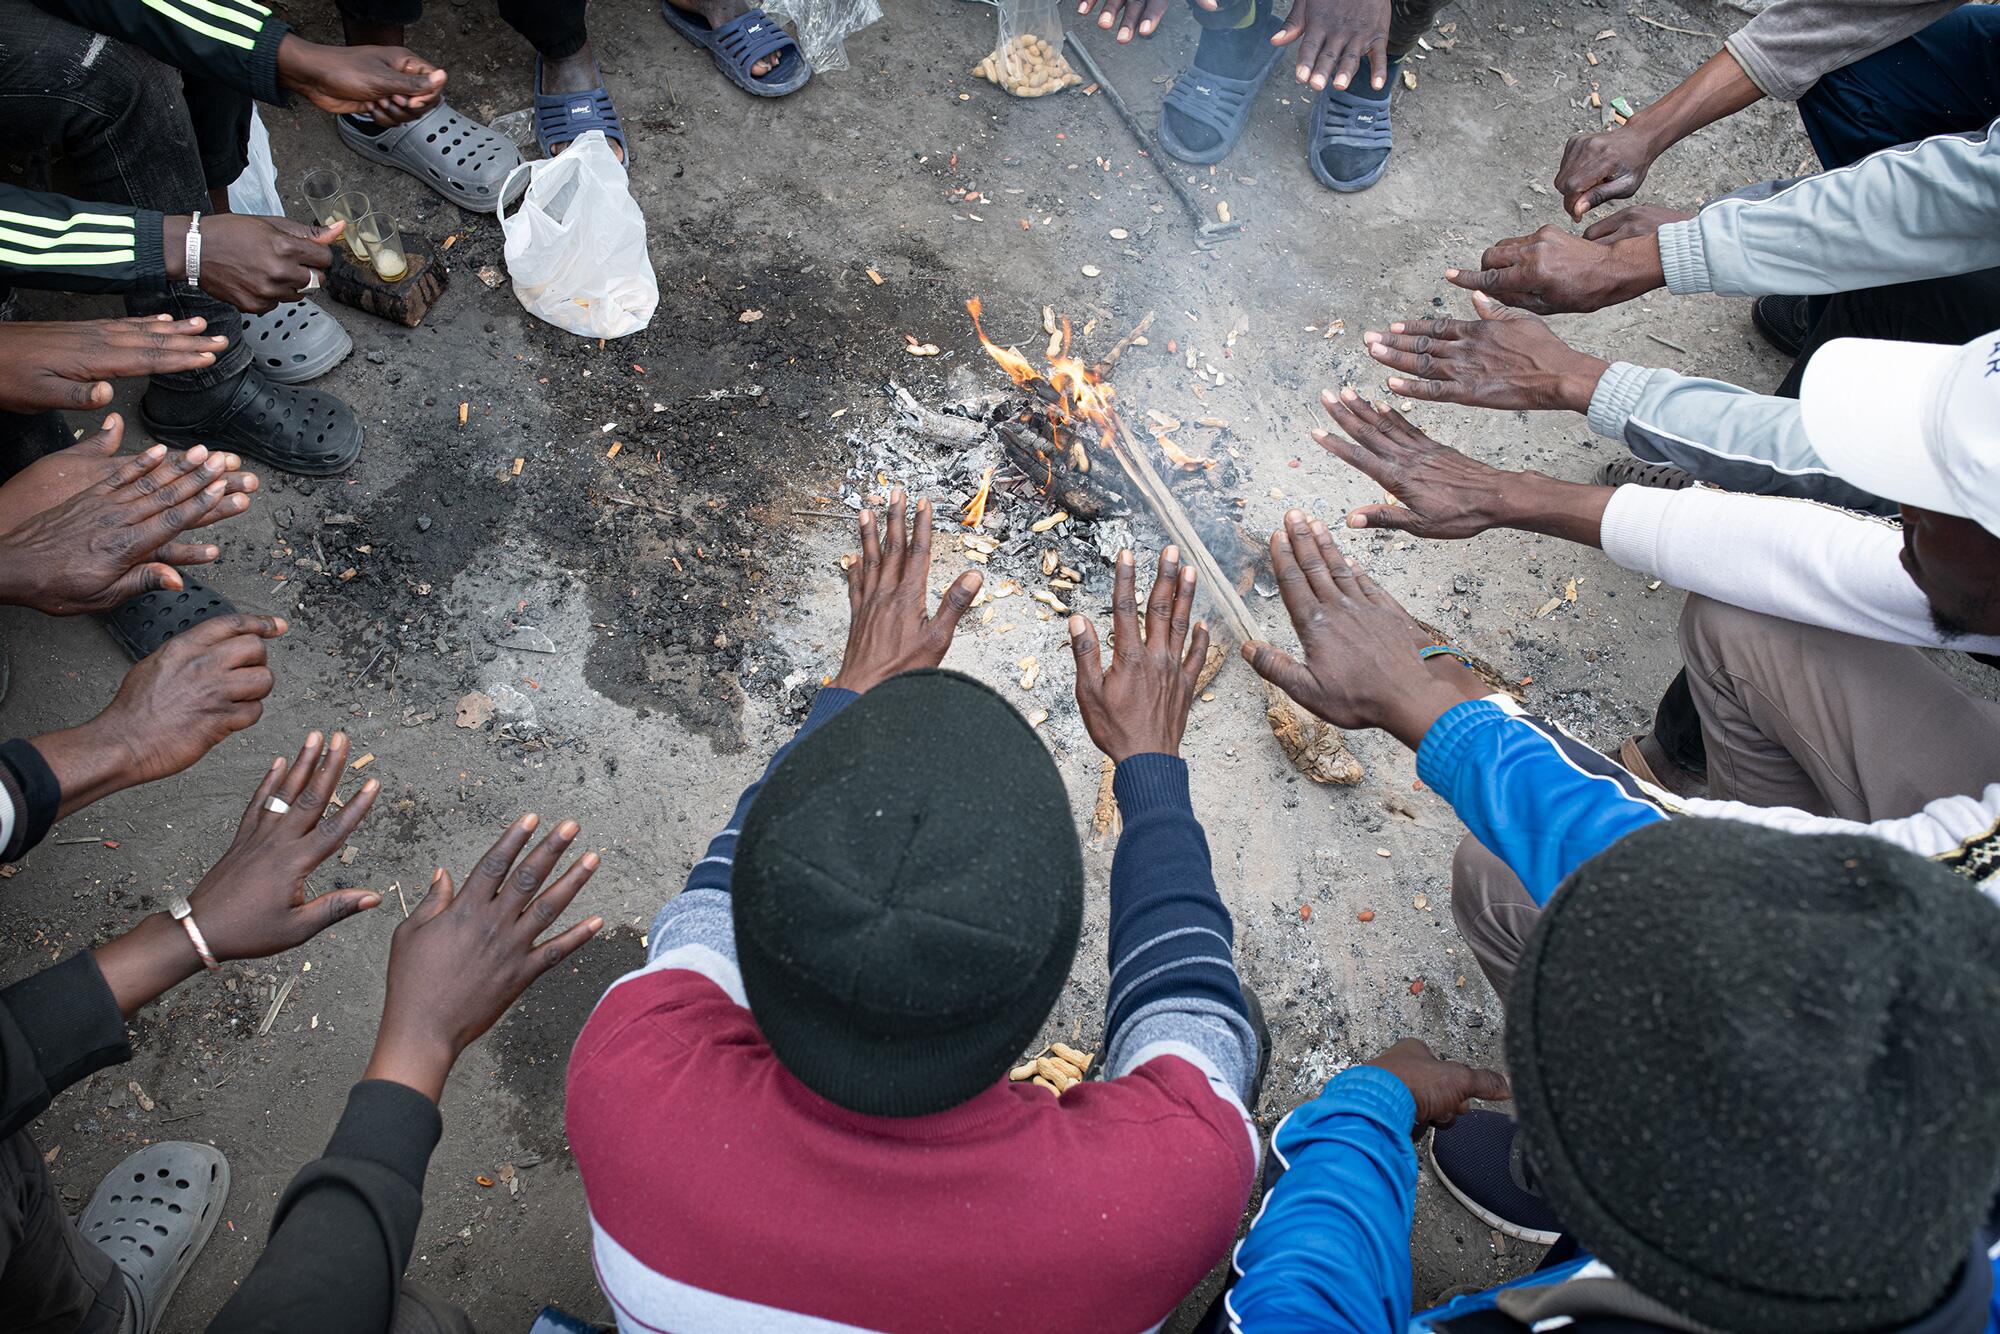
[1416,699,1669,903]
[1100,754,1258,1101]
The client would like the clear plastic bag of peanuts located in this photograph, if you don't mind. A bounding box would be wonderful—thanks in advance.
[975,0,1082,97]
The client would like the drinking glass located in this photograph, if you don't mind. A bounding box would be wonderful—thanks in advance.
[353,211,408,282]
[332,192,373,262]
[301,169,344,226]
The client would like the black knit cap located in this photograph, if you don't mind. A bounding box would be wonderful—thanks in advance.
[1508,819,2000,1333]
[732,670,1083,1118]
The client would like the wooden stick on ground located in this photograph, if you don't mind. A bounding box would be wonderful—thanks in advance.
[1105,414,1364,785]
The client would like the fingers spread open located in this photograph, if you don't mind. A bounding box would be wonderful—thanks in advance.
[1267,528,1319,630]
[880,488,908,565]
[1109,550,1140,661]
[1142,547,1180,648]
[1179,619,1211,688]
[908,496,934,578]
[237,755,289,839]
[856,508,881,577]
[274,732,327,807]
[529,915,605,978]
[928,568,982,640]
[507,820,580,909]
[1068,614,1104,694]
[318,777,379,849]
[521,850,600,936]
[466,814,540,901]
[300,731,352,817]
[1282,511,1340,601]
[1167,565,1196,658]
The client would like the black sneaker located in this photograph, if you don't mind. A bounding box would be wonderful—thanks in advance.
[1594,456,1695,490]
[1428,1109,1562,1245]
[1751,294,1814,358]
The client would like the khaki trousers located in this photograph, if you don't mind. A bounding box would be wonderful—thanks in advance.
[1452,594,2000,1002]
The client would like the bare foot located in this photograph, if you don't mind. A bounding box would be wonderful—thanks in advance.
[664,0,784,76]
[538,41,627,163]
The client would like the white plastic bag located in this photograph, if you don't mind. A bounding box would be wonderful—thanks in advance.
[227,108,283,215]
[500,132,658,339]
[761,0,881,71]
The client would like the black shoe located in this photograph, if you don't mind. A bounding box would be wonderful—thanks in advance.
[1240,979,1272,1111]
[142,370,363,477]
[1594,457,1695,490]
[1751,294,1813,358]
[1428,1110,1562,1244]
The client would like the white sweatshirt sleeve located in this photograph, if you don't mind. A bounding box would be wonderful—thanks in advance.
[1597,484,2000,655]
[1671,786,2000,900]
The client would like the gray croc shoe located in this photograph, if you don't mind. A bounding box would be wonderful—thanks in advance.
[241,300,352,384]
[81,1141,230,1334]
[338,102,523,214]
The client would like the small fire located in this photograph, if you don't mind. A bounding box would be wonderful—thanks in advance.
[967,298,1124,469]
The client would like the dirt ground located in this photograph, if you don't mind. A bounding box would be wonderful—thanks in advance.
[1,0,1818,1325]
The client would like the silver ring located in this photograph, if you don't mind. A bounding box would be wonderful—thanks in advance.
[298,271,321,293]
[263,796,291,815]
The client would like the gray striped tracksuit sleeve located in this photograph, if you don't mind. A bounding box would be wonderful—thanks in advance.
[1587,362,1897,513]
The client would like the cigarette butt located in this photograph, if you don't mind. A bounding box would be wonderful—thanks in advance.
[607,441,622,458]
[458,402,469,426]
[510,457,524,476]
[350,753,375,770]
[867,268,884,285]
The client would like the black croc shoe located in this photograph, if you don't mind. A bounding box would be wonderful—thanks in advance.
[142,371,363,477]
[1595,456,1695,490]
[102,577,236,662]
[1428,1110,1563,1245]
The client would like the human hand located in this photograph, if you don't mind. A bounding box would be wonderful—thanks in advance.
[1362,292,1609,413]
[831,488,983,694]
[365,814,604,1101]
[1313,390,1524,538]
[168,214,339,314]
[1552,126,1663,220]
[185,731,383,961]
[276,35,446,124]
[1364,1037,1511,1133]
[0,430,252,615]
[1445,226,1664,316]
[90,612,288,790]
[1077,0,1167,41]
[1243,511,1484,748]
[1271,0,1392,90]
[0,417,255,537]
[1068,547,1211,761]
[0,316,225,414]
[1581,203,1695,245]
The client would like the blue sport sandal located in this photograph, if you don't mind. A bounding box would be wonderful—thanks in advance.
[1309,72,1396,192]
[1158,45,1282,166]
[659,3,811,98]
[533,56,630,163]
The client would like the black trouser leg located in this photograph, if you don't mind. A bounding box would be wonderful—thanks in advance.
[181,76,254,198]
[496,0,590,60]
[388,1282,481,1334]
[0,0,247,392]
[0,1131,130,1334]
[1774,267,2000,399]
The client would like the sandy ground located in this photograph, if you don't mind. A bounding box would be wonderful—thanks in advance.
[1,0,1818,1325]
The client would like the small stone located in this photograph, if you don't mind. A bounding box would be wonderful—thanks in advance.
[416,514,432,532]
[1080,265,1102,277]
[365,351,386,365]
[1357,909,1375,922]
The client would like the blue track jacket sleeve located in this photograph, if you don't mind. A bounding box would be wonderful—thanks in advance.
[1226,1066,1420,1334]
[1416,698,1667,903]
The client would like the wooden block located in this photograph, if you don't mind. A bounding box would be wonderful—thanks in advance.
[326,233,448,328]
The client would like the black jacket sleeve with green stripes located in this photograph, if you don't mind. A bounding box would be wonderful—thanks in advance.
[33,0,293,104]
[0,186,165,293]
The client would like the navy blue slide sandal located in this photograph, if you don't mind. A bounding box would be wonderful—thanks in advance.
[1309,79,1395,192]
[658,3,811,98]
[534,57,631,163]
[1157,46,1281,166]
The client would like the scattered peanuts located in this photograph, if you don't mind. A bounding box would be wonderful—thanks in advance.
[1011,1042,1097,1094]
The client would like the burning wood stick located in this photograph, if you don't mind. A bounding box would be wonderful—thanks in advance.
[1106,414,1364,786]
[998,423,1121,521]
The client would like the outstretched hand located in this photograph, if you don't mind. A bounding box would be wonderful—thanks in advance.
[1553,126,1660,220]
[1242,511,1484,748]
[1365,1038,1511,1134]
[1446,225,1664,316]
[0,418,255,537]
[186,731,384,961]
[365,814,604,1102]
[1314,390,1522,539]
[0,316,225,414]
[831,488,983,694]
[1363,292,1609,413]
[1068,547,1211,761]
[1271,0,1393,90]
[0,425,253,615]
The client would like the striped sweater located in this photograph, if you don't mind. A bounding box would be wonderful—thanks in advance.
[567,687,1262,1334]
[1,0,289,293]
